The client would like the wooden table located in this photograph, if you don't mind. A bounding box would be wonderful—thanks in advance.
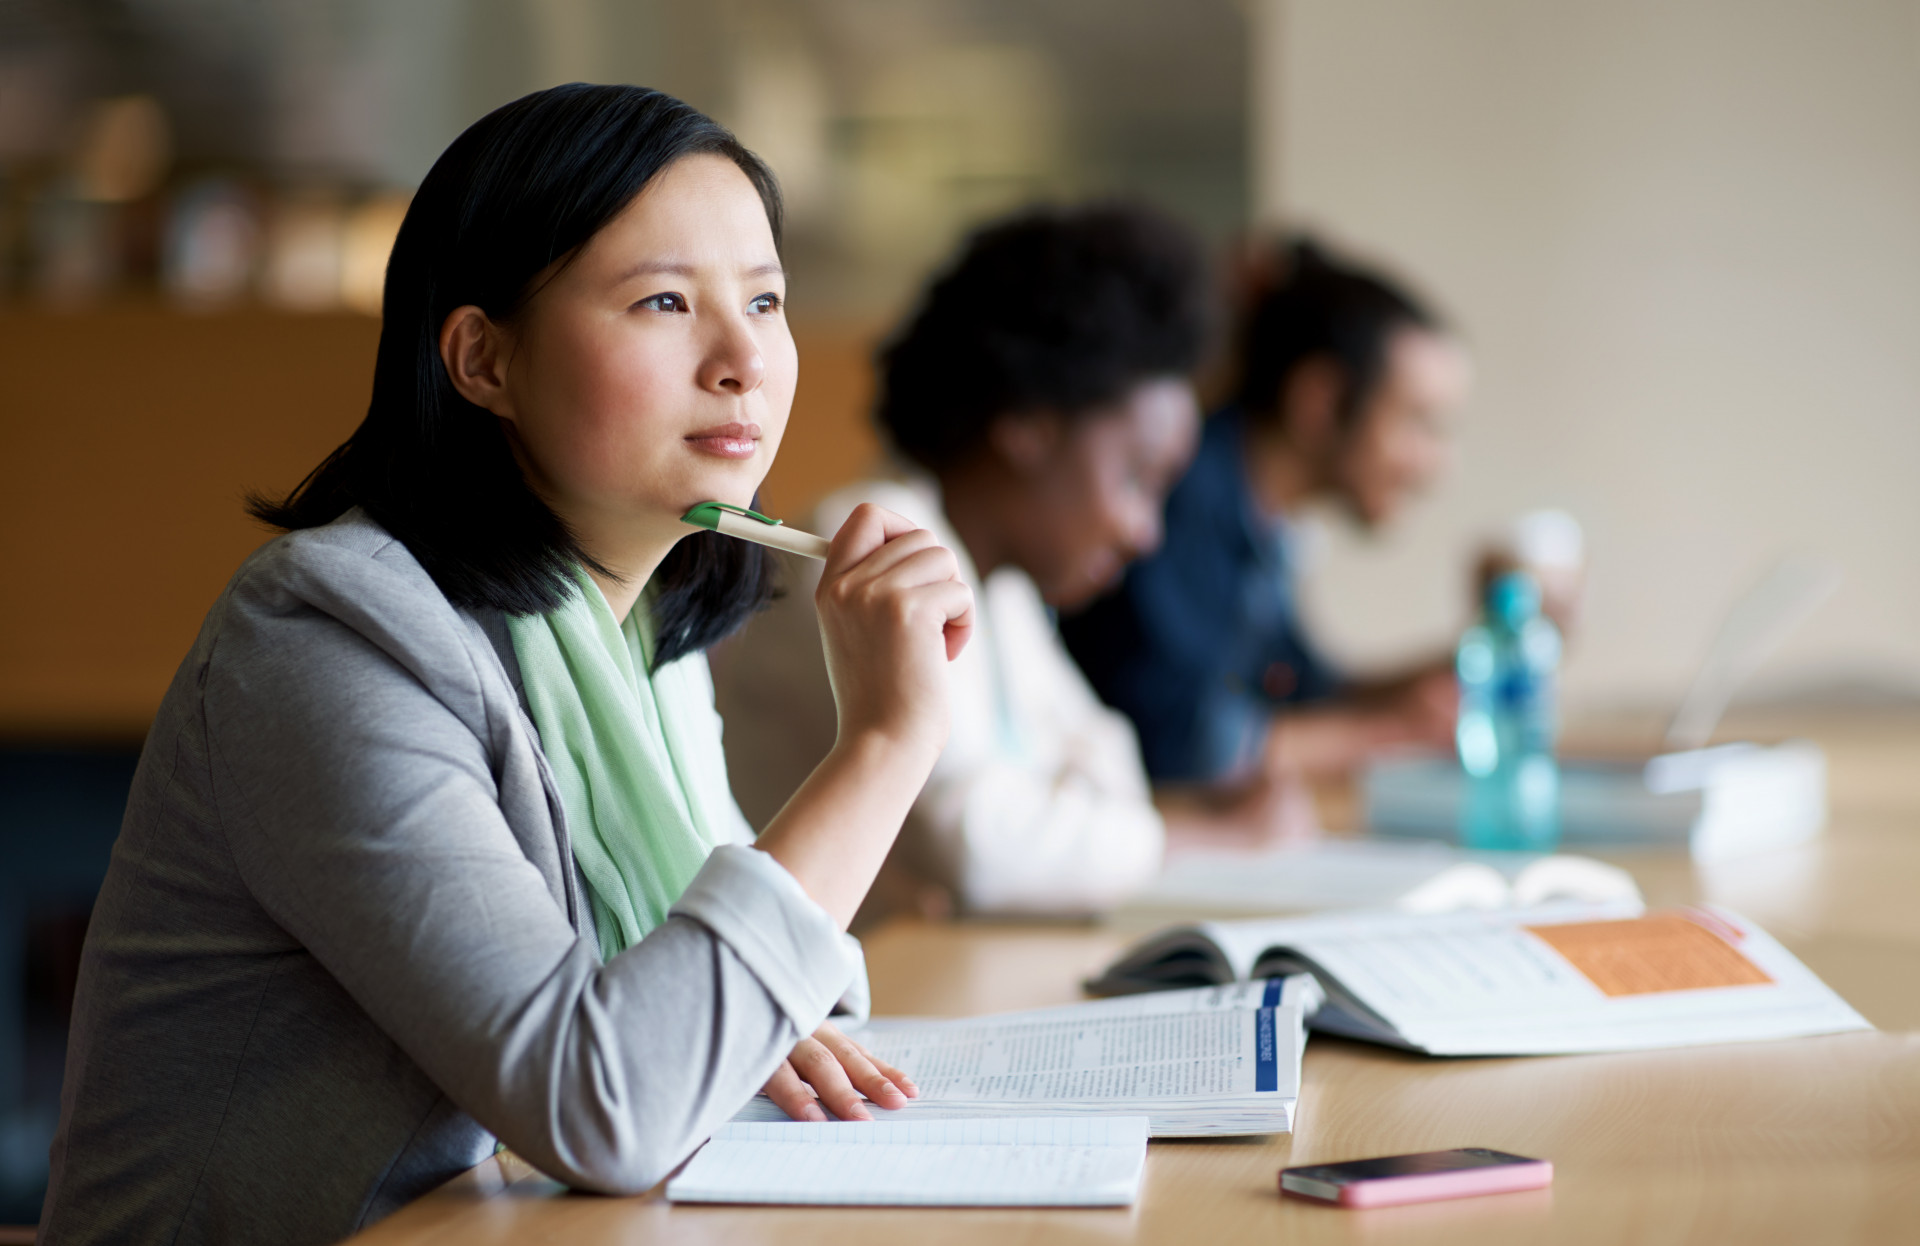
[347,712,1920,1244]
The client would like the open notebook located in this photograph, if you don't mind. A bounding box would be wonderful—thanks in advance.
[1088,902,1870,1056]
[732,977,1321,1137]
[667,1117,1149,1207]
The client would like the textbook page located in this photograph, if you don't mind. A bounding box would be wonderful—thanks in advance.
[1201,899,1645,983]
[1093,903,1867,1055]
[1278,904,1871,1055]
[735,1002,1306,1136]
[668,1117,1149,1207]
[866,1007,1293,1102]
[855,975,1324,1035]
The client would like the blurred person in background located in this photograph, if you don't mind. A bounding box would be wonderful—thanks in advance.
[715,204,1308,925]
[1061,238,1472,788]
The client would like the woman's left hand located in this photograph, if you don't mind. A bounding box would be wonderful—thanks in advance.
[761,1021,919,1121]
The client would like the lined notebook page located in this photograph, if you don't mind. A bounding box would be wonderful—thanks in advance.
[667,1116,1150,1207]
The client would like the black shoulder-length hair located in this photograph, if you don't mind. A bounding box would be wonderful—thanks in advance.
[249,83,781,668]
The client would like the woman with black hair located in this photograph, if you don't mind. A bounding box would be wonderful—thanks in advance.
[716,205,1305,922]
[1061,238,1471,786]
[40,85,970,1244]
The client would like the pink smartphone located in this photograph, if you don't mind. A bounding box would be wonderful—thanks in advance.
[1279,1148,1552,1208]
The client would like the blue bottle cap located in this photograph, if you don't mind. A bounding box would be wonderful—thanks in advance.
[1487,571,1542,628]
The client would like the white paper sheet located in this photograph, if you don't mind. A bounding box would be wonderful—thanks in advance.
[667,1116,1149,1206]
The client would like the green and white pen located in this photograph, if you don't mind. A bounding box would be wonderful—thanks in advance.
[681,501,831,560]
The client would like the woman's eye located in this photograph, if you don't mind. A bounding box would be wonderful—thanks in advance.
[749,292,783,315]
[636,292,688,313]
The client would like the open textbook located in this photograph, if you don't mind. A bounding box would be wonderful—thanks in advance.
[668,1117,1150,1207]
[1127,839,1641,917]
[732,977,1322,1137]
[1087,901,1870,1056]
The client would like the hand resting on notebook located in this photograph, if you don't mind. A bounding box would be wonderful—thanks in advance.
[763,1020,920,1121]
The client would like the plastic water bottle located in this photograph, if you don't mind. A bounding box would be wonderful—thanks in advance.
[1455,572,1562,850]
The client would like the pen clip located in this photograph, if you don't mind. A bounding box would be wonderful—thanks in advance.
[681,501,786,529]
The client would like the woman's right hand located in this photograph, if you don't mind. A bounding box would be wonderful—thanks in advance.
[814,503,974,757]
[752,504,972,929]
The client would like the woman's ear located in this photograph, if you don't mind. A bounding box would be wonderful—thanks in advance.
[986,410,1067,476]
[1278,356,1346,454]
[439,305,517,419]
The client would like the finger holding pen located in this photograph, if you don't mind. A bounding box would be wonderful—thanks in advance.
[817,503,974,749]
[683,499,974,667]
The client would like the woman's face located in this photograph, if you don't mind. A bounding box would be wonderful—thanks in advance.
[998,377,1200,611]
[1332,327,1468,529]
[489,154,796,544]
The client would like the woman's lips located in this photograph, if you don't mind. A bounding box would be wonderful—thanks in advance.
[685,421,761,460]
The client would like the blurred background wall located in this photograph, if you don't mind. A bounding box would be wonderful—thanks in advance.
[1261,0,1920,711]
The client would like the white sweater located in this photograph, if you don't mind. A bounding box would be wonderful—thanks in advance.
[712,475,1165,915]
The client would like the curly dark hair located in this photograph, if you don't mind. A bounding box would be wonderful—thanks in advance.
[875,202,1213,470]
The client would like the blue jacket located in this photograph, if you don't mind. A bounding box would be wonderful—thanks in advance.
[1061,410,1340,782]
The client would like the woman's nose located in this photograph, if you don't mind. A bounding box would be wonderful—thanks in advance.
[697,317,765,395]
[1122,502,1163,561]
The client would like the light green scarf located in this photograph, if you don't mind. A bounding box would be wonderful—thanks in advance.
[506,568,727,956]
